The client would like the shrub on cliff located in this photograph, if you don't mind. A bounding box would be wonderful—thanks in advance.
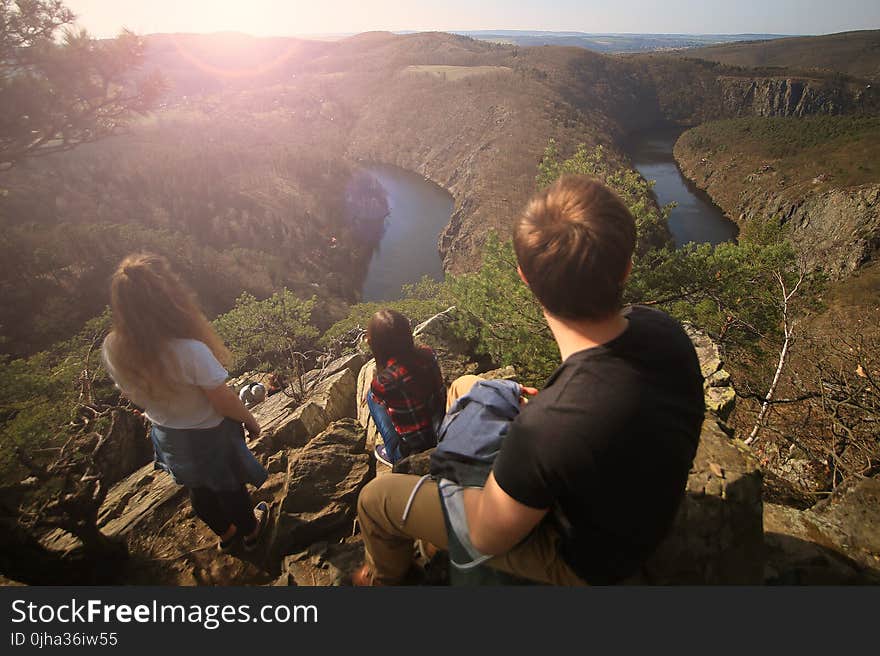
[214,289,319,374]
[626,239,811,350]
[0,311,117,481]
[447,234,557,386]
[0,0,162,169]
[319,277,452,350]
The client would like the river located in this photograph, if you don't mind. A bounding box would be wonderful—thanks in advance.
[628,126,738,247]
[361,129,736,300]
[360,164,454,302]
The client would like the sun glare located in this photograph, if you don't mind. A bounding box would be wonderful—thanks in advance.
[170,35,306,79]
[175,1,322,36]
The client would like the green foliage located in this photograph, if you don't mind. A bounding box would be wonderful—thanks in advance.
[627,240,813,349]
[446,234,557,385]
[0,114,387,357]
[680,116,880,160]
[0,0,162,168]
[0,310,115,480]
[213,289,319,374]
[0,221,305,356]
[319,277,451,349]
[678,116,880,188]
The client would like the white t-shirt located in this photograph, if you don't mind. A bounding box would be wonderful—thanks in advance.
[102,337,229,429]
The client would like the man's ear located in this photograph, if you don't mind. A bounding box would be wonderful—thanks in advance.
[517,265,529,286]
[622,258,633,283]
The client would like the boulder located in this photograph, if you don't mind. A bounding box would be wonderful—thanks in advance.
[314,352,367,380]
[758,440,831,497]
[314,368,357,426]
[686,325,736,420]
[687,326,724,379]
[253,368,357,452]
[764,478,880,584]
[92,409,152,487]
[761,469,818,510]
[355,359,381,449]
[705,386,736,421]
[97,464,183,537]
[266,450,288,474]
[270,419,372,557]
[39,457,186,557]
[633,417,765,584]
[413,307,481,382]
[273,539,365,586]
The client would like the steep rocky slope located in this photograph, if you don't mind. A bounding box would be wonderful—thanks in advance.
[620,55,878,126]
[674,117,880,277]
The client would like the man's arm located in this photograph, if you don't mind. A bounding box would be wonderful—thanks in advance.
[462,472,549,555]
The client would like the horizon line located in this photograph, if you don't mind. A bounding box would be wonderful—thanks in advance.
[87,27,859,40]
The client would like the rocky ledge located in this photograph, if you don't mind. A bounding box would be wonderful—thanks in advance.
[26,320,880,585]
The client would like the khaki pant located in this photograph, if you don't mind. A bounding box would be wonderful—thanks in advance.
[356,375,586,585]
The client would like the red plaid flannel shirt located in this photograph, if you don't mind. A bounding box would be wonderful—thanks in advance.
[371,346,444,448]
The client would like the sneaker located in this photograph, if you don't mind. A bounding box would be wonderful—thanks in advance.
[243,502,269,552]
[374,444,393,468]
[352,563,381,586]
[218,530,239,553]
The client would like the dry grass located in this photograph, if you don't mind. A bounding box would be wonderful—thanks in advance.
[680,30,880,82]
[403,65,512,80]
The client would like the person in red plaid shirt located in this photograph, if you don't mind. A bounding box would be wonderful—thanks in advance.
[366,309,445,466]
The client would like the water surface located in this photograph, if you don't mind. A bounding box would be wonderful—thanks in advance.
[361,164,454,301]
[628,126,738,247]
[362,129,735,302]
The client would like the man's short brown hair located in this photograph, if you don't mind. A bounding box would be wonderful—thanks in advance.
[513,175,636,320]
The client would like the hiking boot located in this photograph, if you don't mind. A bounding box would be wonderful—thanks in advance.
[351,562,425,586]
[417,539,439,561]
[374,444,393,468]
[243,501,269,551]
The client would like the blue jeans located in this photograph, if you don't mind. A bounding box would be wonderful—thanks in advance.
[367,391,403,463]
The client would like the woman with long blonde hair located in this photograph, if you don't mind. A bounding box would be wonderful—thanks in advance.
[102,253,269,552]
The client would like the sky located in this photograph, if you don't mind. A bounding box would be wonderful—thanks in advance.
[65,0,880,38]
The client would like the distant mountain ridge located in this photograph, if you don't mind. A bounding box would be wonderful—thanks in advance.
[454,31,787,53]
[678,30,880,81]
[282,30,788,53]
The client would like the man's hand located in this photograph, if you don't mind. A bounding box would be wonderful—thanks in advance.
[519,385,538,405]
[462,472,548,555]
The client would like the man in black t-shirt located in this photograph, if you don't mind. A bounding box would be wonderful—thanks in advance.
[353,175,705,585]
